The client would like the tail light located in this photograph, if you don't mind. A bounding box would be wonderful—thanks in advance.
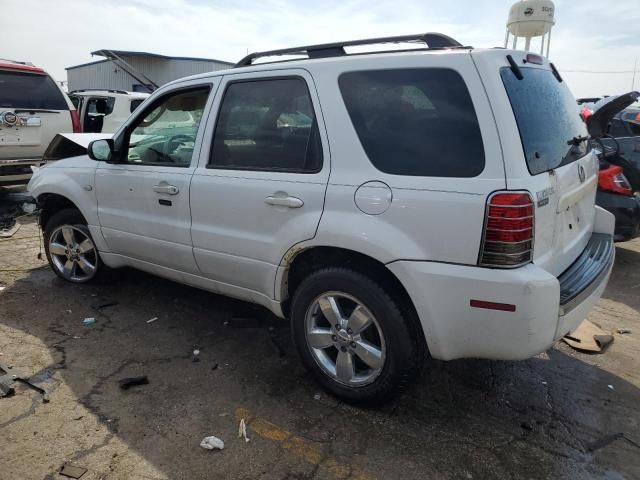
[580,106,593,123]
[70,110,82,133]
[598,165,633,196]
[479,192,534,268]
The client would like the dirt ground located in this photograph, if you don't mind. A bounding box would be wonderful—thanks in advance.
[1,196,639,479]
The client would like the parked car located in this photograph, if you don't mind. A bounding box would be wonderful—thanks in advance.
[28,34,615,404]
[581,93,640,241]
[0,60,80,185]
[68,90,149,134]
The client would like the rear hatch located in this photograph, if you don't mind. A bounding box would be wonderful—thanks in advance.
[474,50,599,277]
[0,65,72,161]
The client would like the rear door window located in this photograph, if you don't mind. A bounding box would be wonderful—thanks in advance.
[0,71,68,110]
[209,78,322,173]
[339,68,484,177]
[500,67,589,175]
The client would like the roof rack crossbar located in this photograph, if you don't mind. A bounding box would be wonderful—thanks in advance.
[69,88,131,95]
[235,33,466,67]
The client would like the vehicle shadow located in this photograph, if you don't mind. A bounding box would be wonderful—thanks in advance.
[1,265,639,479]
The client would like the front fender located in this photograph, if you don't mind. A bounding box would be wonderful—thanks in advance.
[28,158,109,252]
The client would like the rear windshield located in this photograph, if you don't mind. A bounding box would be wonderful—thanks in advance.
[500,67,589,175]
[339,68,485,177]
[0,71,68,110]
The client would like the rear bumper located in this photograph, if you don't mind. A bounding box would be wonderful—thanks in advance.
[596,190,640,241]
[388,232,614,361]
[0,158,43,185]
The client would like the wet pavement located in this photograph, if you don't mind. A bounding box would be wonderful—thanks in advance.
[0,199,639,479]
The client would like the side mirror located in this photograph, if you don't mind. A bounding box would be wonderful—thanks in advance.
[87,139,114,162]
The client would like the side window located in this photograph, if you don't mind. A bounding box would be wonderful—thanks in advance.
[124,87,210,167]
[209,78,322,173]
[625,121,640,137]
[607,119,629,138]
[339,69,485,177]
[83,97,116,133]
[130,99,144,113]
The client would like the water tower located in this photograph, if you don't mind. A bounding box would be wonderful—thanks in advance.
[504,0,555,57]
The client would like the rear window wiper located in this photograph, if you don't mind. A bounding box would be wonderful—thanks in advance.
[567,135,588,146]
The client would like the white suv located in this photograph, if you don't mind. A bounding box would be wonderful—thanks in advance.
[68,90,150,134]
[0,61,80,185]
[28,34,615,403]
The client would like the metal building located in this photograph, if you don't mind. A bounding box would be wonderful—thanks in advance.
[66,49,233,92]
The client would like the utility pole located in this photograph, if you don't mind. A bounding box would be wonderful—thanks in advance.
[632,57,638,90]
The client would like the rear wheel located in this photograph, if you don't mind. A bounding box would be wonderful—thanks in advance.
[44,209,101,283]
[291,268,423,405]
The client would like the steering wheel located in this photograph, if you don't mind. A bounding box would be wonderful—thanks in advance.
[163,134,195,161]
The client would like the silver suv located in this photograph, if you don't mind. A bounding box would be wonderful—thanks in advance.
[0,60,79,185]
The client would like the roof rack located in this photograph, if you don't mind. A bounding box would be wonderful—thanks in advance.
[236,33,467,67]
[69,89,131,95]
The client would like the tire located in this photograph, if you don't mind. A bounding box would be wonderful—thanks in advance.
[44,208,104,283]
[290,268,424,405]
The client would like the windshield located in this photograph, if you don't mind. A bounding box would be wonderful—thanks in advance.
[500,67,589,175]
[0,71,68,110]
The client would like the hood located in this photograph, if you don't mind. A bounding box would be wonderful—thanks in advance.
[586,91,640,138]
[43,133,113,162]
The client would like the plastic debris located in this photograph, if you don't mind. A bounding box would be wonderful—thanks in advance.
[616,328,632,334]
[146,317,158,324]
[192,349,201,363]
[59,464,88,479]
[211,363,219,371]
[238,418,250,443]
[22,202,36,214]
[0,286,5,292]
[82,318,96,326]
[118,376,149,390]
[313,393,321,400]
[563,320,613,353]
[608,384,615,390]
[200,435,225,450]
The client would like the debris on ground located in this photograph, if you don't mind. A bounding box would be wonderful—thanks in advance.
[59,464,88,479]
[200,435,225,450]
[91,300,118,311]
[520,421,533,431]
[211,363,219,371]
[21,202,36,214]
[608,384,615,390]
[616,328,632,334]
[314,393,321,400]
[118,376,149,390]
[192,348,200,363]
[146,317,158,324]
[0,364,49,402]
[82,318,96,326]
[238,418,250,443]
[563,320,614,353]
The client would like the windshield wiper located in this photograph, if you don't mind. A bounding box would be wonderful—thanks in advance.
[567,135,589,146]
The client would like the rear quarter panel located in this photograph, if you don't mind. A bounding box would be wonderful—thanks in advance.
[300,50,506,265]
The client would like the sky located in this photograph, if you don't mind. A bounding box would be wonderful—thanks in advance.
[2,0,640,98]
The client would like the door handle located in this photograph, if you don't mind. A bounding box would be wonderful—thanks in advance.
[265,194,304,208]
[153,183,179,195]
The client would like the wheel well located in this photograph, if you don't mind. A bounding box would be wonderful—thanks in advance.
[38,194,84,230]
[285,247,421,329]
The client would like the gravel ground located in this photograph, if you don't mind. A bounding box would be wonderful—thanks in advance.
[0,206,639,479]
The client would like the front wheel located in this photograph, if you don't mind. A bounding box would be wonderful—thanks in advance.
[290,268,424,405]
[44,209,101,283]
